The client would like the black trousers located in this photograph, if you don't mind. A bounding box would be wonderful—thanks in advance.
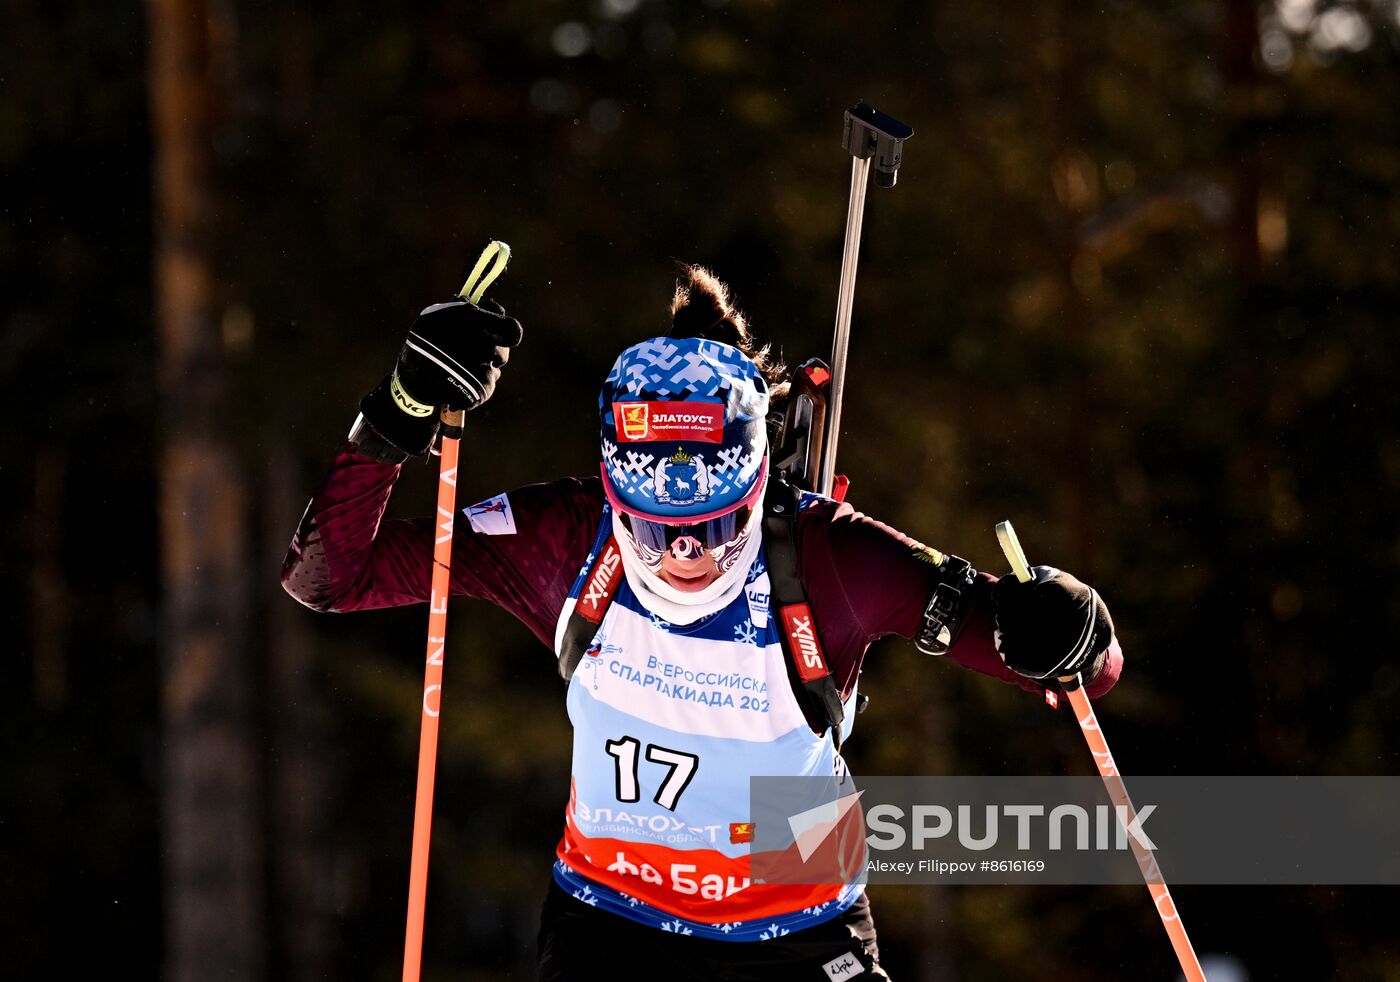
[537,880,888,981]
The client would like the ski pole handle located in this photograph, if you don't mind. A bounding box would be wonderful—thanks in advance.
[995,521,1077,685]
[433,241,513,430]
[996,521,1071,686]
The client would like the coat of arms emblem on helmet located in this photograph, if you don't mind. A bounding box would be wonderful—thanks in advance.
[652,447,711,506]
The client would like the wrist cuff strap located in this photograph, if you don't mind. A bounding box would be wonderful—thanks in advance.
[914,555,977,655]
[390,373,436,417]
[346,412,413,464]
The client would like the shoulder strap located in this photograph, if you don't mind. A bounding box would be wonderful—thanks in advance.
[557,535,624,680]
[763,477,847,750]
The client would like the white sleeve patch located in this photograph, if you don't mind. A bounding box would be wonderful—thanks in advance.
[463,493,517,535]
[822,951,864,981]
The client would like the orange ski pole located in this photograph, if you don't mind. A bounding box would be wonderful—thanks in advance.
[402,241,511,982]
[995,521,1206,982]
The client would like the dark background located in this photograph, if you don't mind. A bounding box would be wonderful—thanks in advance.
[5,1,1399,979]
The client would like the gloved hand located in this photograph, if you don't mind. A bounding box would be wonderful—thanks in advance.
[358,298,523,456]
[992,566,1115,684]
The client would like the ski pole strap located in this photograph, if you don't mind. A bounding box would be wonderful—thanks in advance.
[458,240,512,305]
[763,478,846,749]
[558,535,625,680]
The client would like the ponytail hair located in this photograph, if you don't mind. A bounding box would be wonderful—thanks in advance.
[668,264,789,404]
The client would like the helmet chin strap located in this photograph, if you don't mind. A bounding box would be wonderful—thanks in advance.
[610,506,764,626]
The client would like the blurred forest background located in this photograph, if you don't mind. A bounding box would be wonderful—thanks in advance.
[6,0,1400,979]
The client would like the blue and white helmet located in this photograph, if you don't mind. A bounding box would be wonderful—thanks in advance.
[599,336,769,522]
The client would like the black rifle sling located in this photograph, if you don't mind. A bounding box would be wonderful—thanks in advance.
[557,609,598,681]
[763,478,847,750]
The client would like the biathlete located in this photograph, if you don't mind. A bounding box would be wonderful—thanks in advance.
[282,265,1122,981]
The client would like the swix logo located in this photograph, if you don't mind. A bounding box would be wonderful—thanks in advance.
[580,540,622,622]
[614,401,723,443]
[781,604,828,681]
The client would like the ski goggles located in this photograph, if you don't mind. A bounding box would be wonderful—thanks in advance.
[617,504,756,556]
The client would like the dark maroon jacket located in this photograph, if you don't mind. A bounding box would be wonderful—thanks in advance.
[281,447,1122,703]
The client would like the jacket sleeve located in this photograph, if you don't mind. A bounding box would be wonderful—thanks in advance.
[280,445,603,648]
[797,498,1123,701]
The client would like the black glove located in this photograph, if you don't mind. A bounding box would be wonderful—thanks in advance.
[992,566,1114,684]
[357,299,523,457]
